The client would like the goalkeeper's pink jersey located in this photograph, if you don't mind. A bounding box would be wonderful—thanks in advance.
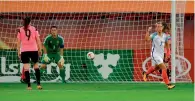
[17,25,40,52]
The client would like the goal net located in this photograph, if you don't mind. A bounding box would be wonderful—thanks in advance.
[0,1,192,83]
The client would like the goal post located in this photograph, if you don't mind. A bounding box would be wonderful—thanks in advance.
[171,0,176,83]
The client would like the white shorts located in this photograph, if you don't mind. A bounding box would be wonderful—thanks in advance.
[151,54,164,66]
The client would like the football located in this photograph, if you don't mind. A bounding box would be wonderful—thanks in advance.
[87,52,95,60]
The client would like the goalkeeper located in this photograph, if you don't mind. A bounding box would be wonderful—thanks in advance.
[40,26,66,83]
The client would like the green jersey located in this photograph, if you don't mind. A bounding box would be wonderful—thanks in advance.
[43,34,64,54]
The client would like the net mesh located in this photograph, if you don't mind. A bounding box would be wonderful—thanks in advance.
[0,1,192,83]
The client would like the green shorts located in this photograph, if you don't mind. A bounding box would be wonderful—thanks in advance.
[41,53,61,64]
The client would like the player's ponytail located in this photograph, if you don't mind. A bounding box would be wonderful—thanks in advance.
[23,17,31,30]
[162,22,170,34]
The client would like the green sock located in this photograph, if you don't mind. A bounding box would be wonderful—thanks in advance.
[60,68,65,83]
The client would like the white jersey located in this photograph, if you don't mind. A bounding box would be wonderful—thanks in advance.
[150,32,170,58]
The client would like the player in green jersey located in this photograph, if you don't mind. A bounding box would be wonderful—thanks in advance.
[40,26,65,83]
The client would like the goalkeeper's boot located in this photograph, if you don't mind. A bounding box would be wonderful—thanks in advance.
[143,72,148,82]
[62,80,66,83]
[27,87,32,90]
[37,85,43,90]
[167,84,175,90]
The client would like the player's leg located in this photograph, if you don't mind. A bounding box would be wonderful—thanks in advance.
[21,52,31,90]
[146,66,155,74]
[31,51,42,89]
[158,69,164,83]
[167,69,171,80]
[55,54,65,83]
[143,60,160,81]
[156,58,175,90]
[164,57,171,80]
[160,53,171,82]
[34,63,42,89]
[40,54,50,74]
[58,63,66,83]
[159,66,171,82]
[40,64,47,74]
[20,66,27,83]
[146,61,160,75]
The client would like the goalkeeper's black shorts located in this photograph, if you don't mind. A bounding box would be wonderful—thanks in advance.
[21,51,39,63]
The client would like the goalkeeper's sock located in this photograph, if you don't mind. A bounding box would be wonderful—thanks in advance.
[34,68,41,85]
[146,66,155,75]
[24,71,31,87]
[60,68,65,83]
[161,69,170,85]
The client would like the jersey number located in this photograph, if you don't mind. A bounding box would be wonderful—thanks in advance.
[160,41,162,46]
[25,29,31,40]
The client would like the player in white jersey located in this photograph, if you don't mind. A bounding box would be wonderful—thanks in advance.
[143,22,175,90]
[150,31,169,66]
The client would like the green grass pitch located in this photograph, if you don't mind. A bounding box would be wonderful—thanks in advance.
[0,83,194,101]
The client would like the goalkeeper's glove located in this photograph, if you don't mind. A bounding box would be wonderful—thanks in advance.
[58,56,64,66]
[43,54,50,63]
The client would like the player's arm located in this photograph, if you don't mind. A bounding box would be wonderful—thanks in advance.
[36,37,42,52]
[165,35,171,59]
[60,48,63,56]
[59,38,64,66]
[17,38,21,58]
[43,36,49,54]
[35,29,42,56]
[59,37,64,56]
[43,45,47,54]
[42,36,50,62]
[17,29,21,58]
[145,27,152,41]
[165,42,170,54]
